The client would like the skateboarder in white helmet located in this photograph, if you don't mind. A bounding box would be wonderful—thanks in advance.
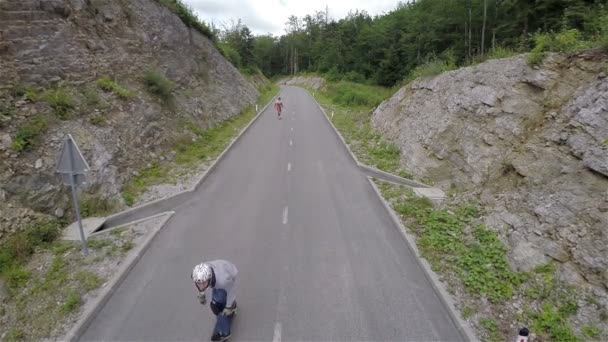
[192,260,238,341]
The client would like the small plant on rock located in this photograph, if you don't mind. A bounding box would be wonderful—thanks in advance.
[143,70,175,102]
[11,116,49,151]
[44,88,74,119]
[97,76,135,99]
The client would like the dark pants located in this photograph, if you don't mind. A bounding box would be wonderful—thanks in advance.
[211,289,232,337]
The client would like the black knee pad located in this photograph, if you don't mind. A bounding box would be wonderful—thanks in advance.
[210,300,225,316]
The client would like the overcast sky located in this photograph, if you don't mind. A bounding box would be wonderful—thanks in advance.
[182,0,401,36]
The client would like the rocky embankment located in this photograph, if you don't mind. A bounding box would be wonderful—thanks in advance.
[372,52,608,292]
[0,0,258,235]
[283,76,326,90]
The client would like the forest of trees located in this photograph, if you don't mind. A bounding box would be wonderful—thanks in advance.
[215,0,608,86]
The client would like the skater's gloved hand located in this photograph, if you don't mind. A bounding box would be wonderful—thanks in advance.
[221,307,235,316]
[197,292,206,305]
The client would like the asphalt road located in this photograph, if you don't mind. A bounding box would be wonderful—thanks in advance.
[80,86,465,341]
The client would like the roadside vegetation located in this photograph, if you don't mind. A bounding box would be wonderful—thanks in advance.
[122,83,279,205]
[310,80,415,178]
[0,220,140,342]
[376,181,599,341]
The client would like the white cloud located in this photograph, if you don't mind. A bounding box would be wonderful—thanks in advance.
[183,0,402,36]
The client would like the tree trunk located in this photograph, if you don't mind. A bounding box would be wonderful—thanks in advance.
[481,0,487,56]
[492,0,498,50]
[468,2,472,60]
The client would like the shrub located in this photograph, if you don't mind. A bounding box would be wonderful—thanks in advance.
[62,290,82,314]
[4,266,31,290]
[12,116,49,151]
[80,196,119,217]
[25,87,39,102]
[44,88,74,119]
[553,29,587,53]
[343,71,365,83]
[325,67,342,82]
[486,47,517,60]
[528,29,591,66]
[326,81,390,107]
[532,303,580,341]
[96,77,134,99]
[83,87,100,106]
[143,70,175,101]
[0,220,61,274]
[411,58,457,80]
[219,44,242,68]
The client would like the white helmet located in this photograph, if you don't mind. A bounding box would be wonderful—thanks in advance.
[192,263,212,283]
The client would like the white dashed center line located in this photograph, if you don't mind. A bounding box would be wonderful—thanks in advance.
[282,206,288,225]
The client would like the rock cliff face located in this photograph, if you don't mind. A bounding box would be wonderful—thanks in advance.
[0,0,258,235]
[372,53,608,290]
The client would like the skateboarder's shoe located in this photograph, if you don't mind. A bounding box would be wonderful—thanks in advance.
[211,333,231,342]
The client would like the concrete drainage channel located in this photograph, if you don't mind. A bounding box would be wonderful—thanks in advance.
[70,94,279,237]
[64,94,278,342]
[305,87,446,200]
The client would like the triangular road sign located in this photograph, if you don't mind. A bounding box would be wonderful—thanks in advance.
[56,134,89,186]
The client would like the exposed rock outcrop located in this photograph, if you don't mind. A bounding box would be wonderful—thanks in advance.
[0,0,258,234]
[372,53,608,290]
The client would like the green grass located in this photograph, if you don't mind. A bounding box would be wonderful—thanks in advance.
[122,84,279,205]
[379,183,521,303]
[143,70,175,102]
[75,271,102,291]
[122,164,171,205]
[80,196,120,218]
[0,226,129,341]
[25,87,39,103]
[83,86,100,107]
[0,220,62,276]
[313,81,408,176]
[583,325,601,339]
[156,0,215,40]
[324,81,391,107]
[11,116,49,151]
[3,328,25,342]
[97,77,135,99]
[89,114,107,126]
[62,290,82,314]
[86,239,113,251]
[480,318,501,341]
[486,47,517,60]
[4,266,31,292]
[10,84,39,102]
[121,240,135,252]
[382,179,588,340]
[462,306,476,319]
[532,303,580,342]
[528,29,593,66]
[410,58,458,80]
[43,88,74,119]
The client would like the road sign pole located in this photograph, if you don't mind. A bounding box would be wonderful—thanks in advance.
[69,172,88,255]
[67,139,88,255]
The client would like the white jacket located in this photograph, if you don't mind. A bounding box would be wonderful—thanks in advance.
[207,260,238,306]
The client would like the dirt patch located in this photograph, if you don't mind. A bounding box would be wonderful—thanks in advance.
[0,216,165,342]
